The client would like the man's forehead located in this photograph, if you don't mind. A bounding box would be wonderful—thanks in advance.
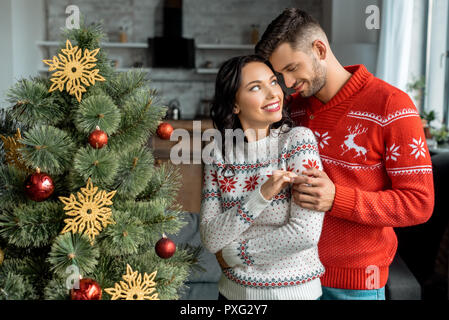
[269,43,306,70]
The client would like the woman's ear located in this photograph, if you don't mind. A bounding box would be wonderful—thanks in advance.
[233,105,240,115]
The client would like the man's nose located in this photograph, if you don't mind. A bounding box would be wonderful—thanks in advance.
[283,74,296,89]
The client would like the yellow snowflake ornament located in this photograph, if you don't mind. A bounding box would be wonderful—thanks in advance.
[43,39,105,102]
[59,178,116,245]
[0,128,30,172]
[105,264,159,300]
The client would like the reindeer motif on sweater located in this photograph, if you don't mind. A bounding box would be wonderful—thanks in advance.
[340,124,369,160]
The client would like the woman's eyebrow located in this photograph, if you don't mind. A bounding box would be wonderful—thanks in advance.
[245,75,277,88]
[245,80,261,88]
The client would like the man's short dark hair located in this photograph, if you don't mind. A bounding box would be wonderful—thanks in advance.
[255,8,326,59]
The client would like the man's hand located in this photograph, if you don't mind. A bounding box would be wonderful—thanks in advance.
[215,250,230,270]
[291,168,336,212]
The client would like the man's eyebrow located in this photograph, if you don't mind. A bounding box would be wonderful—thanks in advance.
[281,63,296,71]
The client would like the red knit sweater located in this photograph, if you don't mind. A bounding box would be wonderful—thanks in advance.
[289,64,435,290]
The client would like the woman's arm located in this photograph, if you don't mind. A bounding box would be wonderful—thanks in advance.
[221,128,325,267]
[199,163,271,254]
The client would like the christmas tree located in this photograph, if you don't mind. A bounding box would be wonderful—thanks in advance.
[0,23,201,300]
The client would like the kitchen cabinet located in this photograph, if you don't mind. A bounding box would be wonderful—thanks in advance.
[150,119,214,213]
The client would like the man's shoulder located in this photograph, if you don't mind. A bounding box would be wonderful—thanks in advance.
[368,77,416,113]
[365,76,412,101]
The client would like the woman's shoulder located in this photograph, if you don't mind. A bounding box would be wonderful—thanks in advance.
[282,126,316,144]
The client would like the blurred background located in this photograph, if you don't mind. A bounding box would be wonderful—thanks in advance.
[0,0,448,300]
[0,0,443,123]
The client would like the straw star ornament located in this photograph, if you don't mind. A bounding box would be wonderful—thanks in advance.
[0,128,30,172]
[43,39,105,102]
[105,264,159,300]
[59,178,116,245]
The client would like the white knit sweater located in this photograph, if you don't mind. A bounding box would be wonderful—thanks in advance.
[200,126,325,300]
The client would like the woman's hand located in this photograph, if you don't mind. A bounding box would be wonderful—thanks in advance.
[215,250,231,270]
[260,170,297,201]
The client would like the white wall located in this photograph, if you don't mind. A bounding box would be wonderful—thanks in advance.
[426,0,449,125]
[0,0,14,109]
[11,0,46,81]
[0,0,45,109]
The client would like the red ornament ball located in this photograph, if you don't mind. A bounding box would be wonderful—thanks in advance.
[156,123,173,140]
[70,278,102,300]
[155,234,176,259]
[88,126,108,149]
[24,169,54,202]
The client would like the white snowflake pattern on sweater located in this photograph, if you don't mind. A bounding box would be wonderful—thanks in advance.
[200,126,326,300]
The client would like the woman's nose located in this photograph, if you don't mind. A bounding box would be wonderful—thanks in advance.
[266,86,277,99]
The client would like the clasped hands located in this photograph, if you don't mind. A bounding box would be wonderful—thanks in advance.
[215,168,336,270]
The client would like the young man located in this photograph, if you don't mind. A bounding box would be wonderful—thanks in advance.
[253,8,435,300]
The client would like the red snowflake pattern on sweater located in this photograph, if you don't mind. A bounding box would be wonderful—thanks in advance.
[303,159,320,170]
[243,175,259,192]
[218,176,237,193]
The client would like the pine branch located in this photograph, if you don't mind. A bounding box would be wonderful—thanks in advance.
[105,70,148,104]
[62,19,106,49]
[62,21,115,81]
[1,255,52,300]
[112,146,154,199]
[113,198,186,242]
[108,89,167,153]
[65,169,88,193]
[145,203,186,240]
[6,79,65,127]
[0,272,38,300]
[138,162,182,205]
[74,93,121,135]
[98,201,185,257]
[19,125,75,175]
[0,108,26,135]
[97,210,146,256]
[0,201,64,248]
[0,165,27,203]
[44,277,70,300]
[88,254,127,295]
[47,233,100,278]
[73,146,119,187]
[121,246,202,300]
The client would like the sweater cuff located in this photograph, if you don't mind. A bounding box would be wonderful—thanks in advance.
[242,186,272,215]
[221,242,242,268]
[329,184,356,220]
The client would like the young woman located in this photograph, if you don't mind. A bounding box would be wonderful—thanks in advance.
[200,55,325,300]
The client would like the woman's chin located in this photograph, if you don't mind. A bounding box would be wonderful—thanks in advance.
[268,112,283,124]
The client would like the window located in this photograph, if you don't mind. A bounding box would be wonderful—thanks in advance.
[425,0,449,127]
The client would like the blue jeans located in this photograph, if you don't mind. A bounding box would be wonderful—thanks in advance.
[320,286,386,300]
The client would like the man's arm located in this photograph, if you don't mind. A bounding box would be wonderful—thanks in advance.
[292,91,434,228]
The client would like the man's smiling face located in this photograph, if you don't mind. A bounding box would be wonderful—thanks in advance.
[269,42,327,98]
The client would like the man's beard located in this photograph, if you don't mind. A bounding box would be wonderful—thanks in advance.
[300,58,327,98]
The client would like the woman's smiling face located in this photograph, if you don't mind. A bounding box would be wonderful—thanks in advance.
[234,61,284,137]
